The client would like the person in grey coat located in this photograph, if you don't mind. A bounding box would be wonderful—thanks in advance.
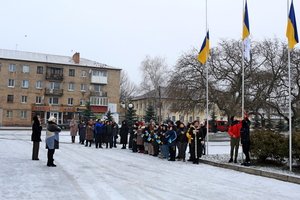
[46,116,61,167]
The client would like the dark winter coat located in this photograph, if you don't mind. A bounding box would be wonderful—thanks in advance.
[189,125,203,157]
[104,124,113,142]
[78,123,86,141]
[112,123,119,137]
[31,120,42,142]
[165,129,177,146]
[95,122,105,135]
[240,118,251,145]
[177,128,188,143]
[120,123,129,144]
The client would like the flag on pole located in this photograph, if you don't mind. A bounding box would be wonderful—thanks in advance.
[243,0,251,61]
[286,0,299,49]
[197,31,210,64]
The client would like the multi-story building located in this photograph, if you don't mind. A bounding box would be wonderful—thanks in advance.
[0,49,121,127]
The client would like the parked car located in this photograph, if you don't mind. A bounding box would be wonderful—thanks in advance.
[209,120,228,132]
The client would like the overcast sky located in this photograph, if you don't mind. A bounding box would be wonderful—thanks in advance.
[0,0,295,84]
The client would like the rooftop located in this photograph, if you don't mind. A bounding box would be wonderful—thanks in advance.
[0,49,121,70]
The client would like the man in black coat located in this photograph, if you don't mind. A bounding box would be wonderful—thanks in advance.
[120,121,129,149]
[31,115,42,160]
[241,117,251,166]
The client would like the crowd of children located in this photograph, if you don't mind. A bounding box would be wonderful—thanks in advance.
[130,120,207,164]
[70,118,207,165]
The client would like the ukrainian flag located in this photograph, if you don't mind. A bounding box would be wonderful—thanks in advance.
[243,0,251,61]
[242,0,250,40]
[286,0,299,49]
[197,31,210,64]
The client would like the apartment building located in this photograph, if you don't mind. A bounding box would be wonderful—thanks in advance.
[0,49,121,127]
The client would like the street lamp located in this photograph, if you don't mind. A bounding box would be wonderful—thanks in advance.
[128,103,134,109]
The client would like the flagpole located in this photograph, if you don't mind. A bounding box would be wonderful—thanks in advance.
[241,0,246,163]
[205,0,209,156]
[287,0,293,172]
[242,1,245,119]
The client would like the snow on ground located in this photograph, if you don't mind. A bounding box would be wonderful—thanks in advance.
[1,130,300,200]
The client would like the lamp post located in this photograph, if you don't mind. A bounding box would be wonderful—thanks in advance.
[127,103,134,149]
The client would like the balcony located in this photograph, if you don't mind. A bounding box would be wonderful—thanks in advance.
[44,88,64,96]
[91,75,107,84]
[46,67,64,81]
[90,91,107,97]
[45,73,64,81]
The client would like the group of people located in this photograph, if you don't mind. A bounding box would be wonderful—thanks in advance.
[75,119,120,149]
[129,120,207,164]
[30,114,251,167]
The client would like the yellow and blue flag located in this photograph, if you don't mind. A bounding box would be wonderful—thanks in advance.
[286,0,299,49]
[243,0,250,61]
[197,31,210,64]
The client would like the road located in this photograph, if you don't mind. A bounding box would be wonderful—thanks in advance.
[0,130,300,200]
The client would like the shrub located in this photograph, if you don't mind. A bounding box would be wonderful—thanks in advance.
[293,132,300,160]
[250,130,288,162]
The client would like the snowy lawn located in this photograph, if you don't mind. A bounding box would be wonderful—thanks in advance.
[1,130,300,200]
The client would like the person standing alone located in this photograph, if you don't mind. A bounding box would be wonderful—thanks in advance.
[31,115,42,160]
[46,116,61,167]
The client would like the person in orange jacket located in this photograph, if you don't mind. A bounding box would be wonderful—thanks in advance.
[228,116,242,163]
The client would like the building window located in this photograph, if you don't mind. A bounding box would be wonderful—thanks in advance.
[7,95,14,103]
[22,80,29,88]
[22,65,30,73]
[6,110,13,118]
[49,97,59,105]
[36,81,42,89]
[37,66,43,74]
[68,98,73,105]
[21,96,27,103]
[189,116,193,122]
[50,82,60,89]
[80,99,85,106]
[92,70,107,77]
[90,97,108,106]
[21,111,27,119]
[81,70,87,77]
[68,83,75,91]
[8,79,15,87]
[80,84,86,91]
[36,96,42,104]
[94,84,101,92]
[9,64,16,72]
[69,69,75,77]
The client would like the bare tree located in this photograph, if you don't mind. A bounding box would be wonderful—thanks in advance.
[140,55,169,93]
[120,70,138,103]
[166,49,207,114]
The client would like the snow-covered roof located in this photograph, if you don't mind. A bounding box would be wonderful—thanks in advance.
[0,49,121,70]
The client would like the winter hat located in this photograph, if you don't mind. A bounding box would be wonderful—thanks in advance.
[48,116,57,123]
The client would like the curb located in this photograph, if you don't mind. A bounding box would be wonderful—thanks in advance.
[200,159,300,185]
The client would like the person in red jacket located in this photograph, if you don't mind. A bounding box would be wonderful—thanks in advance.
[228,116,242,163]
